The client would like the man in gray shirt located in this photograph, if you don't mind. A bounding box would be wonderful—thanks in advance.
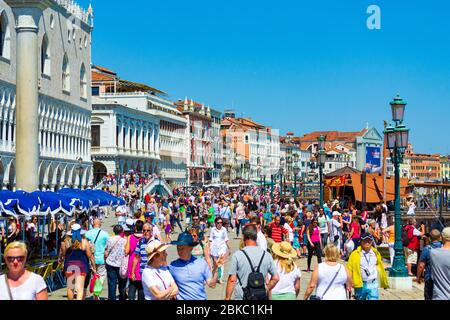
[225,224,279,300]
[430,227,450,300]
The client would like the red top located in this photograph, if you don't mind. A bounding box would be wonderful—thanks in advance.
[350,222,361,239]
[405,225,420,251]
[270,223,288,243]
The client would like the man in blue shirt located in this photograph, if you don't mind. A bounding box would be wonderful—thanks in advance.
[169,232,224,300]
[85,219,110,288]
[417,229,442,300]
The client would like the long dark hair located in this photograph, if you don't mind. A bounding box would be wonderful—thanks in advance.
[308,219,318,234]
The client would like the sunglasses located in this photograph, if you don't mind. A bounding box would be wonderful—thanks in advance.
[6,256,26,263]
[143,229,152,233]
[216,222,223,224]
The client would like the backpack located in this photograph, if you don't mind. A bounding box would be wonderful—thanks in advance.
[402,226,411,247]
[237,250,268,301]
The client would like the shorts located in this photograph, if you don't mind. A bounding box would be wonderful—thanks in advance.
[405,248,418,264]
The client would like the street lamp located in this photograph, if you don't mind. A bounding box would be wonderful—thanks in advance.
[317,135,326,207]
[115,159,120,195]
[280,167,285,199]
[244,160,251,182]
[77,157,83,189]
[385,94,410,280]
[293,165,300,198]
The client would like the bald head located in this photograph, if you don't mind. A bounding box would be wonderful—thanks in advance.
[93,219,102,228]
[430,229,442,242]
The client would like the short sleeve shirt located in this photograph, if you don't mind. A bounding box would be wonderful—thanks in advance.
[228,246,278,300]
[0,273,47,300]
[85,228,110,265]
[134,238,154,275]
[419,242,443,281]
[169,256,212,300]
[142,266,176,300]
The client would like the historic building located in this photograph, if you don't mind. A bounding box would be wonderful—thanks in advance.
[405,144,441,182]
[174,98,220,185]
[441,156,450,181]
[221,113,280,183]
[293,127,383,177]
[91,66,188,186]
[0,0,93,190]
[280,133,311,181]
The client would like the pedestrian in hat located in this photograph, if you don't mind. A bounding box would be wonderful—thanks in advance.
[142,240,178,300]
[347,233,388,300]
[59,224,95,300]
[270,241,301,300]
[168,232,224,300]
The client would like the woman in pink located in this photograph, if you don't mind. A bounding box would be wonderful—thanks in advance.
[306,219,323,272]
[125,220,144,300]
[349,215,362,248]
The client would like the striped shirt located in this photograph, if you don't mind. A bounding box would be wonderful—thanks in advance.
[270,223,288,243]
[134,237,154,275]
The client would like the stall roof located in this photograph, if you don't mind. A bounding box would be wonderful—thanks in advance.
[325,166,361,178]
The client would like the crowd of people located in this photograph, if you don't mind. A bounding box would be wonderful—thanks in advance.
[1,184,449,301]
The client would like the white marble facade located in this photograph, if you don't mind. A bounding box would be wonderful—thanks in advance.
[0,0,93,190]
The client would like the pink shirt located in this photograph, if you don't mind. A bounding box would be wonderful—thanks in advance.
[351,222,361,239]
[128,234,142,281]
[310,227,321,243]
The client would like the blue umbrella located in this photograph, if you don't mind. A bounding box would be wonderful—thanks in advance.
[32,191,78,216]
[58,188,92,211]
[0,191,20,217]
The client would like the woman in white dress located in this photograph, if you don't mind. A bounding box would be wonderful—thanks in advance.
[304,244,352,300]
[283,216,294,245]
[209,217,230,284]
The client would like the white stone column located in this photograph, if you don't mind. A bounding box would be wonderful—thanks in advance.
[150,124,155,154]
[6,0,52,192]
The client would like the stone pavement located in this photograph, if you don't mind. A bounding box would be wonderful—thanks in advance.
[49,214,425,300]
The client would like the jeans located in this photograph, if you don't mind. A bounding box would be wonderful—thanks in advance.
[236,220,242,238]
[172,217,183,232]
[128,279,144,300]
[307,241,322,270]
[106,264,127,301]
[355,280,379,300]
[424,279,434,301]
[320,233,329,247]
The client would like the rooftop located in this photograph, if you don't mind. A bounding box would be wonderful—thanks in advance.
[54,0,92,25]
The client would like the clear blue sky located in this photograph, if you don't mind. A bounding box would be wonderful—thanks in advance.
[80,0,450,155]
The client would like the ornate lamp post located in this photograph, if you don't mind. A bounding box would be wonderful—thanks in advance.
[317,136,326,207]
[385,95,410,282]
[280,167,285,199]
[244,160,251,182]
[77,157,83,190]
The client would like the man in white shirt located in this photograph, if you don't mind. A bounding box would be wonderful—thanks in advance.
[116,205,128,226]
[251,216,268,252]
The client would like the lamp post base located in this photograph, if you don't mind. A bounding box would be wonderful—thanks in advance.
[388,276,413,290]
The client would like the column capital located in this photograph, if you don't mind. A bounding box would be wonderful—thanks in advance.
[6,0,52,32]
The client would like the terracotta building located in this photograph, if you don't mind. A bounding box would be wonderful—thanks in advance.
[405,144,441,182]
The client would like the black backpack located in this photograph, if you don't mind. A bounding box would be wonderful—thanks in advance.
[237,250,268,300]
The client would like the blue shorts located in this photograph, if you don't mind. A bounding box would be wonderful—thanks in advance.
[355,280,379,301]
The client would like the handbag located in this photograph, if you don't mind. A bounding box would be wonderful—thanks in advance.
[309,265,342,300]
[120,255,129,279]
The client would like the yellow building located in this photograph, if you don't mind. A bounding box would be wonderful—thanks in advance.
[441,156,450,180]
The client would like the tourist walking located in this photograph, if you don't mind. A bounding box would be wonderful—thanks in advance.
[129,222,154,300]
[416,229,442,300]
[304,244,352,300]
[306,219,323,272]
[0,241,48,300]
[105,225,127,301]
[142,240,178,300]
[347,233,388,300]
[429,227,450,300]
[85,219,110,287]
[270,241,301,300]
[169,232,224,300]
[209,217,230,284]
[225,224,279,300]
[60,224,95,300]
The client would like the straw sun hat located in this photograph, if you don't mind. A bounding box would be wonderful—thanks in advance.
[272,241,298,259]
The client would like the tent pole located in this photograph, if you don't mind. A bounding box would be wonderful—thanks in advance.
[22,216,25,242]
[55,214,59,257]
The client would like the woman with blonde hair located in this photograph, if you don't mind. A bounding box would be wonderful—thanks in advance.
[0,241,48,300]
[270,241,301,300]
[304,244,352,300]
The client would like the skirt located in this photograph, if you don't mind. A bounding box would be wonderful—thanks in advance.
[272,292,297,300]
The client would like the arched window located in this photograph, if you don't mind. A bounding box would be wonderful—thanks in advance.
[80,63,87,98]
[0,11,11,59]
[62,54,70,92]
[41,35,51,76]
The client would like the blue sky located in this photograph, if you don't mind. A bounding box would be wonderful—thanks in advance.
[80,0,450,155]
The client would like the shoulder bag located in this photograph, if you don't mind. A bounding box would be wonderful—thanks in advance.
[310,265,342,300]
[4,276,14,300]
